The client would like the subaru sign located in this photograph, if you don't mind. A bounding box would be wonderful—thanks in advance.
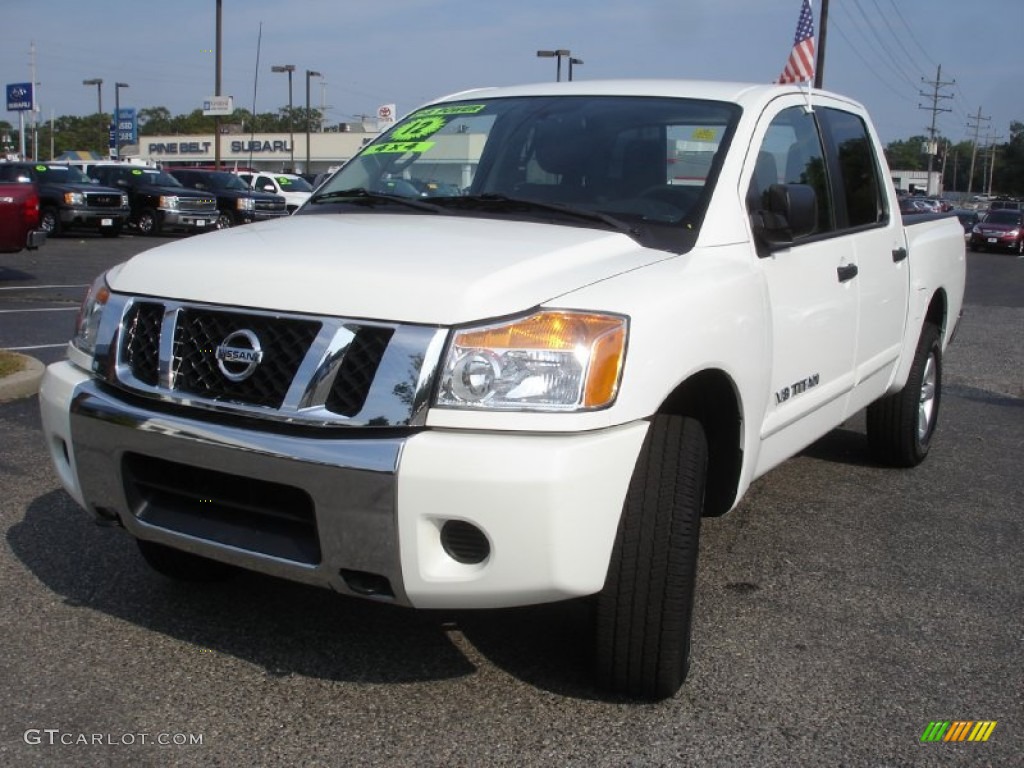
[6,82,33,111]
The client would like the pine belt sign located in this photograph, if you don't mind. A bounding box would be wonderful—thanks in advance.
[6,82,34,111]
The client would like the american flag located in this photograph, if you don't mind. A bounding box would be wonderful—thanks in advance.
[778,0,816,84]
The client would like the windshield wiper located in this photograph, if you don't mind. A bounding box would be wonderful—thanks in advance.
[309,187,444,213]
[437,194,640,236]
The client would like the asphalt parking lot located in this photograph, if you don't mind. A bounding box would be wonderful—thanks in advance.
[0,233,1021,767]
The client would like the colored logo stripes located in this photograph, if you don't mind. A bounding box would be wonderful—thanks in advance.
[921,721,997,742]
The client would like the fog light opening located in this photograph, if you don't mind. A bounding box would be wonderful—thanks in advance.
[440,520,491,565]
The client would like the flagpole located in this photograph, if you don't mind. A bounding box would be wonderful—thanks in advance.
[814,0,829,88]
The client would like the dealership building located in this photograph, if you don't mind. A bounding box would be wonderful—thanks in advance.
[120,130,381,173]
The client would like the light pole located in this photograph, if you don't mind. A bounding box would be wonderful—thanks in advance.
[114,82,129,160]
[305,69,321,172]
[82,78,103,116]
[272,64,296,170]
[536,49,571,82]
[568,57,583,81]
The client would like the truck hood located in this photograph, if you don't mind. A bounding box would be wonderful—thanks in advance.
[109,214,670,324]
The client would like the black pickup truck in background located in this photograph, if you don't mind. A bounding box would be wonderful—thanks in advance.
[86,164,217,236]
[0,162,129,238]
[168,169,289,229]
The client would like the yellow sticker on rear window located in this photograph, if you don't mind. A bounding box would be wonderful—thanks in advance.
[692,128,717,141]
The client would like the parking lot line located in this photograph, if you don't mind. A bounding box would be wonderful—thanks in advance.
[5,343,68,351]
[0,308,78,314]
[0,284,88,291]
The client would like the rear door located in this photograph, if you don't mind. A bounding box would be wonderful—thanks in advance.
[817,108,909,412]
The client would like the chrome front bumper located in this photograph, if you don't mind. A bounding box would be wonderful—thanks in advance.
[67,377,410,604]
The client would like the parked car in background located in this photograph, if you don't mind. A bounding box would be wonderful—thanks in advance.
[0,181,46,253]
[986,199,1023,213]
[169,169,288,229]
[234,171,312,212]
[969,209,1024,254]
[0,162,129,237]
[87,164,218,236]
[953,208,980,240]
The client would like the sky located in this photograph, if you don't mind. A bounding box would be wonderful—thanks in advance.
[0,0,1020,145]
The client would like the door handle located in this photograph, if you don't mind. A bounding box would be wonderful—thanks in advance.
[892,247,908,262]
[837,263,859,282]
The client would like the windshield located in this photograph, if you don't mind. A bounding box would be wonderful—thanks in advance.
[207,172,248,191]
[37,165,93,184]
[133,168,183,187]
[984,210,1022,225]
[311,95,740,252]
[274,175,312,192]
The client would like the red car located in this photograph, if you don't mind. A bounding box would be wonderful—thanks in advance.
[969,210,1024,254]
[0,182,47,253]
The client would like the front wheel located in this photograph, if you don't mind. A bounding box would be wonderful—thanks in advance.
[137,209,161,236]
[595,414,707,700]
[866,323,942,467]
[40,206,61,236]
[215,210,234,230]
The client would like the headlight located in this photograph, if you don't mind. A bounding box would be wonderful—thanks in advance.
[63,191,85,206]
[237,197,255,211]
[72,273,111,357]
[158,195,179,209]
[437,311,628,411]
[1006,229,1020,237]
[120,194,130,207]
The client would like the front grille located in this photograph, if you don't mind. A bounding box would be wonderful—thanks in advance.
[122,302,164,386]
[123,453,320,564]
[85,193,123,208]
[326,327,394,416]
[172,309,320,408]
[255,199,287,212]
[105,296,438,428]
[178,197,216,212]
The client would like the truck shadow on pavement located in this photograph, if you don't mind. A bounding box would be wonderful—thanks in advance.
[8,489,602,699]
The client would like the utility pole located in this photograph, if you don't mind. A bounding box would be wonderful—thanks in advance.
[215,0,223,169]
[982,133,1003,196]
[965,107,991,196]
[814,0,829,88]
[30,41,38,161]
[918,64,954,195]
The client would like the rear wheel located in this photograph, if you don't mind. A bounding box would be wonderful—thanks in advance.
[136,539,235,582]
[866,322,942,467]
[137,209,161,236]
[595,414,707,700]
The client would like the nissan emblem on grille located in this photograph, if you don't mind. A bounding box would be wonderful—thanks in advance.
[215,329,264,382]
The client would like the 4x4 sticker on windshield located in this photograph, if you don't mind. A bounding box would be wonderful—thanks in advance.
[35,164,47,172]
[276,176,294,185]
[363,141,435,156]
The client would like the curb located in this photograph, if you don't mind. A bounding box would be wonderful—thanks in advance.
[0,352,45,403]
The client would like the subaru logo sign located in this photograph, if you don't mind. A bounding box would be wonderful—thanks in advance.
[6,82,33,112]
[215,329,263,382]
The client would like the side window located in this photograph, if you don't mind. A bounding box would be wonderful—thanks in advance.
[748,106,833,235]
[819,108,887,228]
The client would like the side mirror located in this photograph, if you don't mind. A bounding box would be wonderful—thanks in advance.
[751,183,817,250]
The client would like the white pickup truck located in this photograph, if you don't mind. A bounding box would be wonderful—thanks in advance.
[40,80,965,700]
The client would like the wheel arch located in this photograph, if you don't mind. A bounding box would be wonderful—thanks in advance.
[656,368,743,517]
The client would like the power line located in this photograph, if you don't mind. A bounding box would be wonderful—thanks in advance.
[918,64,955,195]
[885,0,935,75]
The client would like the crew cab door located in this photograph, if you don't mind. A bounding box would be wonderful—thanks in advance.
[816,108,909,411]
[747,101,858,468]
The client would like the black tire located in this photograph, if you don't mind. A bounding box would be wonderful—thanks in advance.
[137,209,161,236]
[40,206,61,236]
[595,414,707,700]
[136,539,235,582]
[215,210,234,230]
[866,322,942,467]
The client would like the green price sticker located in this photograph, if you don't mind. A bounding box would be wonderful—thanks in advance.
[363,141,435,156]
